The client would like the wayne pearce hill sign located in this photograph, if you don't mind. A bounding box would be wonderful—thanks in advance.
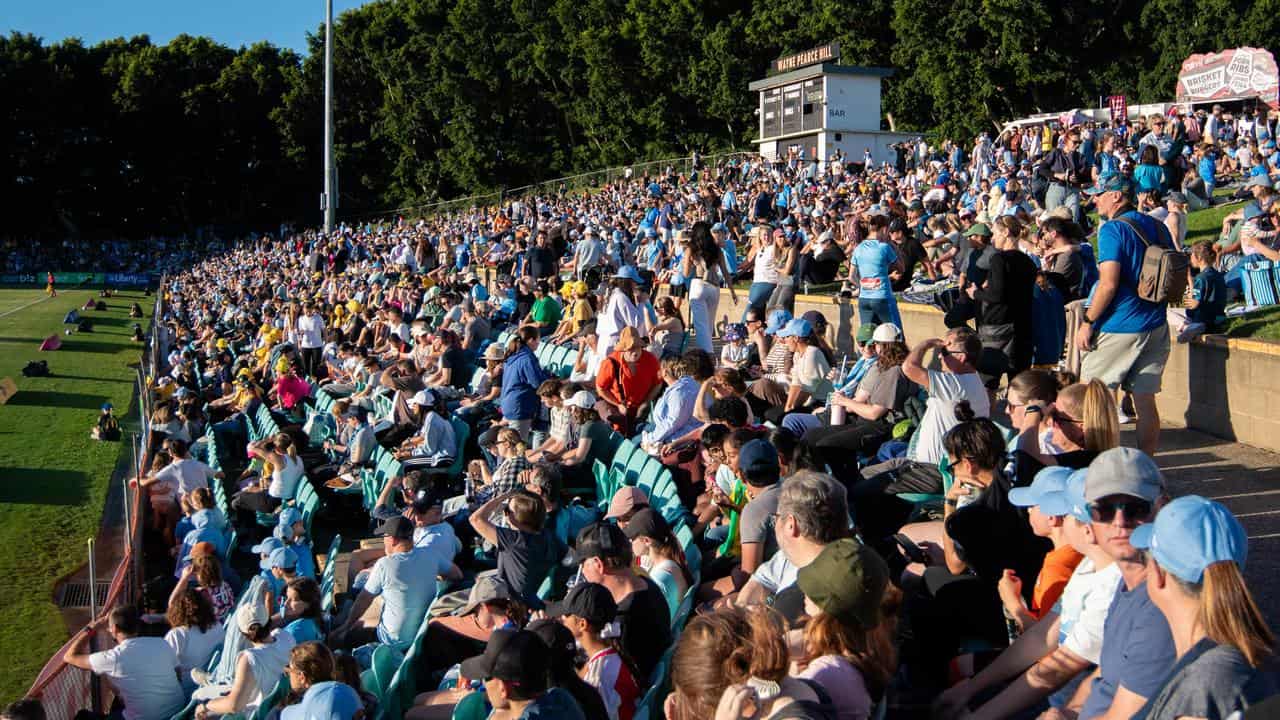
[772,42,840,74]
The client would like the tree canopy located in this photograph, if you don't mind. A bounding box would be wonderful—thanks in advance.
[3,0,1277,238]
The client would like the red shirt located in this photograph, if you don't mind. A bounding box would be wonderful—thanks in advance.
[596,351,661,414]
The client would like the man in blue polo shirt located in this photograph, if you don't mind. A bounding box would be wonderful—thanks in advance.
[1075,173,1174,455]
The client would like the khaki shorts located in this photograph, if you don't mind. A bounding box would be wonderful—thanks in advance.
[1080,324,1171,395]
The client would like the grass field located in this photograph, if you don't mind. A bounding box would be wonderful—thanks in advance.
[0,287,151,704]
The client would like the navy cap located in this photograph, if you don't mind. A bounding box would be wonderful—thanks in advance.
[738,438,780,486]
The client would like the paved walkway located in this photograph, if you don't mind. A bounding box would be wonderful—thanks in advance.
[1144,425,1280,624]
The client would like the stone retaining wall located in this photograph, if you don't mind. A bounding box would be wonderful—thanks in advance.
[717,289,1280,454]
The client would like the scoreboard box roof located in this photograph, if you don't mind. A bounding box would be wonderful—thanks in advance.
[749,64,895,92]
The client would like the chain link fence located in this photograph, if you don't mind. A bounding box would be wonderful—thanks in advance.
[27,281,165,719]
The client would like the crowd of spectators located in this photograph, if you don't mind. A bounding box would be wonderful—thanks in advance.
[28,104,1280,720]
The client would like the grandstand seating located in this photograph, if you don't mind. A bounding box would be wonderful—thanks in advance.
[305,372,696,720]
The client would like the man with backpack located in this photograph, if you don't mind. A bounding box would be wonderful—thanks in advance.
[1076,173,1185,456]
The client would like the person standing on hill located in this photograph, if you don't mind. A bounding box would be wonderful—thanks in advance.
[1075,174,1174,456]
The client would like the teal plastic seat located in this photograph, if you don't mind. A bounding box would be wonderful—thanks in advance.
[249,674,290,720]
[451,691,489,720]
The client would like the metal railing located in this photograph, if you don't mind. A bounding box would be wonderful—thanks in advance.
[343,150,757,224]
[26,282,165,719]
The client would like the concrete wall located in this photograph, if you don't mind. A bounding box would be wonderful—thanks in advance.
[718,289,1280,454]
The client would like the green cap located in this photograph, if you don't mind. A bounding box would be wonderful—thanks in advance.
[856,323,877,344]
[962,222,992,237]
[796,538,889,629]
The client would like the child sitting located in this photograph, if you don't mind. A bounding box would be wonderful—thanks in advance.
[718,323,753,370]
[1169,243,1227,343]
[91,402,121,441]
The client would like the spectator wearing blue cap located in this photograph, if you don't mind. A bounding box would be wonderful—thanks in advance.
[746,317,831,425]
[278,643,363,720]
[266,546,302,615]
[935,467,1122,719]
[251,535,286,604]
[1131,496,1275,719]
[1077,173,1177,456]
[1001,467,1083,632]
[711,222,739,276]
[274,507,316,580]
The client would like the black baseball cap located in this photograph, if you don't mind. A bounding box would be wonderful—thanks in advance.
[574,522,630,562]
[621,507,671,541]
[375,515,414,541]
[546,582,617,628]
[459,629,549,692]
[410,488,444,514]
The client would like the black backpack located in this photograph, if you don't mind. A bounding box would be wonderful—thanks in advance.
[77,319,93,332]
[22,360,49,377]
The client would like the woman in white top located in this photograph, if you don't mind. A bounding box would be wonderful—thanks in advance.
[743,226,779,321]
[195,603,296,718]
[595,267,647,359]
[233,432,305,517]
[679,222,738,355]
[166,588,223,693]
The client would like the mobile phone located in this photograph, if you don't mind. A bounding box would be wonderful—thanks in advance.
[894,533,930,565]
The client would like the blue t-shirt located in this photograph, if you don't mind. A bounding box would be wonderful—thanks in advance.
[366,545,454,647]
[852,239,898,300]
[1199,156,1216,183]
[1080,580,1176,720]
[1095,211,1172,333]
[1133,164,1165,194]
[1189,267,1227,327]
[284,617,323,644]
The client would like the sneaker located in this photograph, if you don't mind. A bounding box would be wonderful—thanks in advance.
[191,668,212,687]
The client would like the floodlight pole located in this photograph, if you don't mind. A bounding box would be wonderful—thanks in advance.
[323,0,336,234]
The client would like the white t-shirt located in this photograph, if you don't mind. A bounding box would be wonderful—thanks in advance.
[155,457,218,497]
[297,314,325,349]
[88,637,185,720]
[790,345,832,402]
[910,370,990,465]
[1050,556,1123,707]
[165,624,223,676]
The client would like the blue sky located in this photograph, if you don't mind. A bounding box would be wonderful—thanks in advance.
[7,0,373,52]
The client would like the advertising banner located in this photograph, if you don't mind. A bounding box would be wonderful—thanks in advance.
[52,272,104,285]
[1108,95,1128,123]
[1176,47,1279,109]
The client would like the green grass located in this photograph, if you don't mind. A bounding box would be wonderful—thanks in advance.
[0,288,151,704]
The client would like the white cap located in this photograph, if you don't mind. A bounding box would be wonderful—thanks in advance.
[566,390,597,409]
[407,389,436,407]
[236,600,269,634]
[871,323,903,343]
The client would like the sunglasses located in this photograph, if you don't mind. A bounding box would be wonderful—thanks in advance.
[1089,498,1153,524]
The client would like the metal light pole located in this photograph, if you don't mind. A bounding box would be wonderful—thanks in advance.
[322,0,335,234]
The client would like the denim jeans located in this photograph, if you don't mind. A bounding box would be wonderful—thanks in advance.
[858,297,902,328]
[744,282,776,320]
